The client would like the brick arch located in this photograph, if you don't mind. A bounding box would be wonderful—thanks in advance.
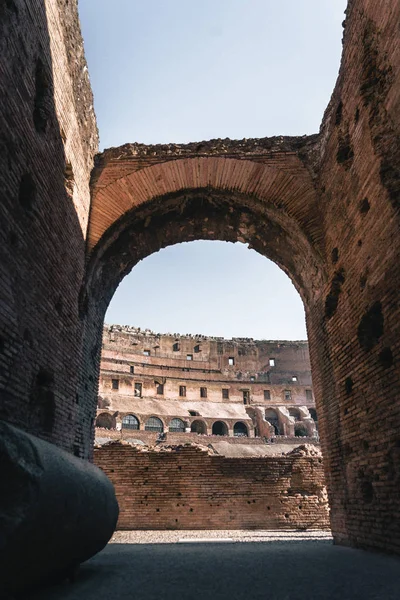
[88,151,323,256]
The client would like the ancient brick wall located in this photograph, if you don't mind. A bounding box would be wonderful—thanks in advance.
[306,0,400,551]
[94,443,330,531]
[0,0,97,456]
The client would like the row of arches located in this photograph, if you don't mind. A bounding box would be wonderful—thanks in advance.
[264,407,318,437]
[96,413,249,437]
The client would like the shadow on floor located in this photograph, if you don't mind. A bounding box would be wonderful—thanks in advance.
[25,540,400,600]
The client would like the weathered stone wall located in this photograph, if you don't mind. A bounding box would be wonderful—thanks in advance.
[94,443,330,531]
[0,0,98,456]
[307,0,400,551]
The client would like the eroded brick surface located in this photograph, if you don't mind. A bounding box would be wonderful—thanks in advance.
[94,443,330,531]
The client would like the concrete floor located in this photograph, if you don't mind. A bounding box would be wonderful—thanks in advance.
[27,538,400,600]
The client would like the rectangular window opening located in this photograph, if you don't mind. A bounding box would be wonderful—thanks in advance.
[173,342,180,352]
[222,388,229,399]
[264,389,271,400]
[179,385,186,397]
[134,382,143,398]
[228,357,235,366]
[112,379,119,390]
[284,389,292,401]
[143,350,150,356]
[156,383,164,395]
[269,358,275,367]
[200,387,207,398]
[186,354,193,361]
[243,390,250,405]
[130,366,134,374]
[292,375,298,382]
[194,344,201,353]
[306,389,313,401]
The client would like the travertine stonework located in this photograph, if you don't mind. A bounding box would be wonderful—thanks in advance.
[97,324,318,441]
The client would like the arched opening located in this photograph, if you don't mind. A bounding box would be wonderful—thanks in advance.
[169,418,185,432]
[233,422,248,437]
[96,412,114,430]
[294,422,308,437]
[191,420,207,435]
[212,421,228,436]
[289,408,301,421]
[145,417,164,432]
[122,414,139,430]
[265,409,281,435]
[81,154,333,538]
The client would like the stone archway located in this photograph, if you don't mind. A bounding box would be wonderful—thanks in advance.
[79,143,334,536]
[78,98,400,555]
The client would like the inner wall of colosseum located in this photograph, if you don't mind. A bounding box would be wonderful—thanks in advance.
[94,325,324,530]
[1,0,400,592]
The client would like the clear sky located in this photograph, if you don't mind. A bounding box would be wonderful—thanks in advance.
[79,0,346,339]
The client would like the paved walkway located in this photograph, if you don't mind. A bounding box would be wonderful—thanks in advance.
[27,532,400,600]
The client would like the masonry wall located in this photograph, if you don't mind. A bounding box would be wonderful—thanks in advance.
[94,443,330,531]
[0,0,98,456]
[307,0,400,551]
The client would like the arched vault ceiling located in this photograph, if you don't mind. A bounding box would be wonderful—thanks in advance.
[88,136,323,255]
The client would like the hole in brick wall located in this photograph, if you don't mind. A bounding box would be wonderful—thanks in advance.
[358,301,384,351]
[55,296,63,316]
[33,58,51,133]
[19,173,36,211]
[335,100,343,125]
[344,407,349,415]
[360,273,368,289]
[379,347,393,369]
[29,368,56,433]
[267,506,270,510]
[189,508,193,512]
[357,239,362,247]
[23,328,33,348]
[355,107,360,123]
[331,247,339,264]
[64,162,74,195]
[363,441,369,451]
[9,231,18,246]
[73,445,80,457]
[345,377,353,395]
[359,198,370,214]
[325,268,345,319]
[336,132,354,167]
[360,480,374,504]
[285,513,289,519]
[379,158,400,211]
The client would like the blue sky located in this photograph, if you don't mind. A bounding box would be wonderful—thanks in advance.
[79,0,346,339]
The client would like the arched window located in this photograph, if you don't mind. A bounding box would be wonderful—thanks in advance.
[212,421,228,436]
[233,421,248,437]
[191,420,207,434]
[96,413,113,430]
[295,422,308,437]
[289,408,301,421]
[122,414,139,430]
[169,418,185,432]
[309,408,318,421]
[145,416,163,432]
[265,408,281,435]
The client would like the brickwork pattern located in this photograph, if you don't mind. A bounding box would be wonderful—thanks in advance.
[94,443,330,531]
